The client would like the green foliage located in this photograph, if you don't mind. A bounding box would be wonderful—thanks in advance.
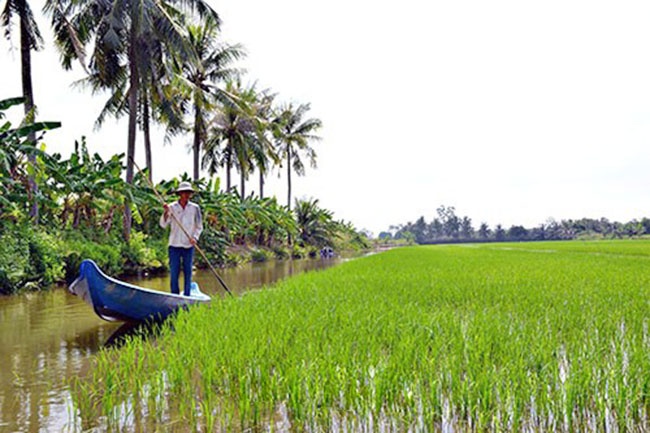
[62,235,123,277]
[0,227,31,294]
[0,97,61,222]
[0,97,360,292]
[294,198,337,247]
[203,80,274,197]
[271,245,290,260]
[60,232,168,284]
[393,205,650,244]
[223,251,246,266]
[121,231,163,273]
[273,102,322,208]
[44,137,130,232]
[28,230,65,285]
[0,223,64,294]
[197,225,229,266]
[249,248,273,263]
[331,221,371,251]
[75,240,650,431]
[290,244,307,259]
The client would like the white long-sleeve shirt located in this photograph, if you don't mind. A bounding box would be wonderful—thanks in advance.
[159,201,203,248]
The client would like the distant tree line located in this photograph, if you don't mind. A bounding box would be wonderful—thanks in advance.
[379,205,650,244]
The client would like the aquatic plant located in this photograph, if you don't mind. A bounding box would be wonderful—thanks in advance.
[71,240,650,431]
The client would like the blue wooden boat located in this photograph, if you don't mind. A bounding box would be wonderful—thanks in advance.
[69,259,211,322]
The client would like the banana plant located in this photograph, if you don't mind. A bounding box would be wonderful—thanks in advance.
[0,97,60,222]
[47,140,126,232]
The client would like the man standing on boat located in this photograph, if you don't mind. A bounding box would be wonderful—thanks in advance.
[159,181,203,296]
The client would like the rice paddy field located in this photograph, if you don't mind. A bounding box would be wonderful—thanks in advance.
[70,240,650,432]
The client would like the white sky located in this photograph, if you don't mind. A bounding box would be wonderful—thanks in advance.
[2,0,650,235]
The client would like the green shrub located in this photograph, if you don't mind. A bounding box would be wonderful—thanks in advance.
[63,237,123,277]
[224,251,245,266]
[0,229,30,294]
[250,248,273,263]
[199,226,229,265]
[28,230,65,285]
[148,238,169,269]
[0,225,67,293]
[121,231,162,273]
[290,244,306,259]
[272,245,291,260]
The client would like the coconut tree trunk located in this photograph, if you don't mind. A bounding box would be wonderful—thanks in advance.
[193,106,201,181]
[240,171,245,198]
[143,97,152,181]
[20,5,38,222]
[124,40,139,242]
[286,146,292,210]
[226,157,232,192]
[259,171,264,199]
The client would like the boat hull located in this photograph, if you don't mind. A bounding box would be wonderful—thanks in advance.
[69,259,211,322]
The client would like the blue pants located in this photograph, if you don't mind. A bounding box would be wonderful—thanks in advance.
[169,246,194,296]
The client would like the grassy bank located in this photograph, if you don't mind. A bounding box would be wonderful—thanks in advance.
[71,240,650,431]
[0,220,368,294]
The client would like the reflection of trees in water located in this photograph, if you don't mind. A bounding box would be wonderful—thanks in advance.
[0,324,117,432]
[0,287,118,432]
[206,258,341,295]
[7,284,166,424]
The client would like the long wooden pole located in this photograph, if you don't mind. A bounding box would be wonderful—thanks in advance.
[131,158,233,297]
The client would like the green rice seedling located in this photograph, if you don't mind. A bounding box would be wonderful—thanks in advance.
[70,240,650,431]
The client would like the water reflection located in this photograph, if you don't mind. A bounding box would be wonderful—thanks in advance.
[126,258,340,296]
[103,318,168,349]
[0,288,120,432]
[0,257,342,432]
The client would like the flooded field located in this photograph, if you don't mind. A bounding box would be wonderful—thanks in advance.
[67,241,650,432]
[0,258,342,432]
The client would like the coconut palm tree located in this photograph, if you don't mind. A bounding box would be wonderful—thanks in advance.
[234,86,276,198]
[293,198,336,247]
[273,103,322,209]
[44,0,219,239]
[251,90,278,198]
[1,0,43,220]
[83,38,184,182]
[203,79,270,197]
[180,21,244,181]
[202,80,249,193]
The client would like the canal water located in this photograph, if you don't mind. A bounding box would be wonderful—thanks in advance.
[0,258,343,432]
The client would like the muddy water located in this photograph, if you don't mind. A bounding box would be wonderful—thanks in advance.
[0,258,342,432]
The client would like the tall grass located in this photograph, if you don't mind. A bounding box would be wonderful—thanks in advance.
[70,241,650,431]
